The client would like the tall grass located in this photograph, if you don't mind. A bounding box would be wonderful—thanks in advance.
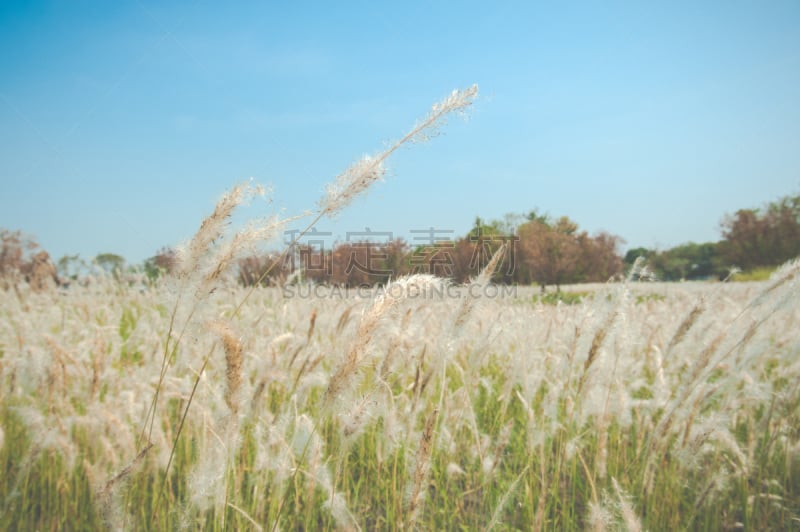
[1,87,800,529]
[2,264,800,529]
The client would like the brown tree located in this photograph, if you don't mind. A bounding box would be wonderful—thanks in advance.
[300,239,411,287]
[1,229,59,290]
[719,195,800,270]
[237,252,292,286]
[449,237,481,284]
[447,217,516,284]
[518,217,581,292]
[1,229,33,280]
[144,247,178,280]
[577,231,625,282]
[24,251,59,290]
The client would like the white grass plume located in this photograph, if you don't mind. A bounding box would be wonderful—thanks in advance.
[404,407,439,530]
[319,85,478,217]
[453,242,506,329]
[323,274,445,407]
[176,180,266,278]
[612,477,642,532]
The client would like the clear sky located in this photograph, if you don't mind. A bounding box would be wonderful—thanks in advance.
[1,1,799,265]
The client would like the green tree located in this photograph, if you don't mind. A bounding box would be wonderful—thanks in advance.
[94,253,126,279]
[467,216,504,239]
[57,254,87,281]
[525,209,551,225]
[460,216,512,283]
[624,247,655,266]
[648,243,721,281]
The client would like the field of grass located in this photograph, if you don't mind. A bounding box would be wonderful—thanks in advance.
[1,266,799,530]
[2,87,799,530]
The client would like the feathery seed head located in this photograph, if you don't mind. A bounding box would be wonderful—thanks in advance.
[587,500,613,532]
[319,155,386,216]
[176,180,264,277]
[612,477,642,532]
[319,85,478,217]
[208,320,244,415]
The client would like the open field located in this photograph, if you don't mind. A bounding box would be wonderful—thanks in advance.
[1,86,798,530]
[1,267,798,530]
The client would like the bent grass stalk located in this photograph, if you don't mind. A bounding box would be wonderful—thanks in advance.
[231,85,478,316]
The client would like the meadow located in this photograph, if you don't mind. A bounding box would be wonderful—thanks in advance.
[1,269,799,530]
[1,86,799,530]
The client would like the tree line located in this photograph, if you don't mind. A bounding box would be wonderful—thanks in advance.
[624,194,800,281]
[235,213,624,291]
[2,193,798,290]
[146,192,800,287]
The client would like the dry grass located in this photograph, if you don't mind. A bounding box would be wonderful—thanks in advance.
[2,268,798,529]
[1,85,799,529]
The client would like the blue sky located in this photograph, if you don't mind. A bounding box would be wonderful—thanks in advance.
[1,1,799,265]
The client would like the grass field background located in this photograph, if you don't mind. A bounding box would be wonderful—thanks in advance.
[1,269,798,530]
